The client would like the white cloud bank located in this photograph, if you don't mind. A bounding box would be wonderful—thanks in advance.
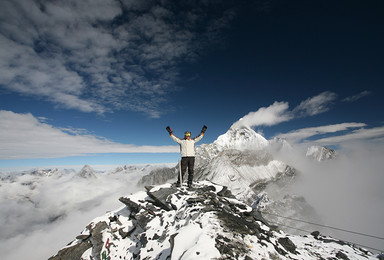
[0,165,171,260]
[0,110,178,159]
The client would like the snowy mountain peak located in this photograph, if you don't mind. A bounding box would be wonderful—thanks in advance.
[214,126,269,151]
[193,126,294,202]
[77,165,97,179]
[49,182,376,260]
[306,145,337,162]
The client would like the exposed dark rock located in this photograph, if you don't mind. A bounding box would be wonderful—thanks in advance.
[76,234,91,240]
[90,221,109,259]
[216,210,261,236]
[215,234,249,259]
[48,239,92,260]
[186,197,206,204]
[217,186,236,198]
[169,233,178,255]
[118,197,141,213]
[134,210,153,229]
[336,250,349,260]
[317,236,347,246]
[200,185,217,192]
[119,225,136,239]
[144,185,153,191]
[278,237,297,254]
[140,234,148,248]
[248,208,270,227]
[146,187,177,211]
[311,231,320,238]
[109,215,122,225]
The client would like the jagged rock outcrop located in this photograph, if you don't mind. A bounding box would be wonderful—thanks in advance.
[49,182,376,260]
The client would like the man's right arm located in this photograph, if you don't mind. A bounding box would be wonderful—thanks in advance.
[166,126,173,135]
[170,134,182,144]
[166,126,181,144]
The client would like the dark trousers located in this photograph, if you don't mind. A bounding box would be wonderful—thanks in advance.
[178,157,195,184]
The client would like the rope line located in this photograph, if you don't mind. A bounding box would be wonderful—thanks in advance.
[263,212,384,240]
[269,220,384,253]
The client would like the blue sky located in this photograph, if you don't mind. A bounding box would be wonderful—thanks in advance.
[1,0,383,169]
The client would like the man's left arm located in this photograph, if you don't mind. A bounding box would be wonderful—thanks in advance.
[193,125,207,143]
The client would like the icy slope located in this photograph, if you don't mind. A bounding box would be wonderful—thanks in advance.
[49,182,376,260]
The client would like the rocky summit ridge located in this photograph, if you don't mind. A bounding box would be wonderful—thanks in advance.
[49,181,376,260]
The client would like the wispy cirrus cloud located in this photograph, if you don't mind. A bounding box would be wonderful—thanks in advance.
[293,91,338,117]
[312,125,384,145]
[0,0,237,117]
[276,123,367,143]
[0,110,178,159]
[342,90,371,103]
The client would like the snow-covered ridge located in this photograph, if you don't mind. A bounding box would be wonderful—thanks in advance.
[49,182,377,260]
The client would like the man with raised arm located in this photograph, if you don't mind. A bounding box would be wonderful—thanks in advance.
[166,125,207,188]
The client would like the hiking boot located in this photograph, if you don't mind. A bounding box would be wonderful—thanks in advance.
[171,182,182,188]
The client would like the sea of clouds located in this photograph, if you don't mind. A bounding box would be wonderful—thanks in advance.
[0,165,173,260]
[270,141,384,252]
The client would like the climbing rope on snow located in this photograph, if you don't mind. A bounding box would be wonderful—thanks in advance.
[263,212,384,240]
[268,220,384,253]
